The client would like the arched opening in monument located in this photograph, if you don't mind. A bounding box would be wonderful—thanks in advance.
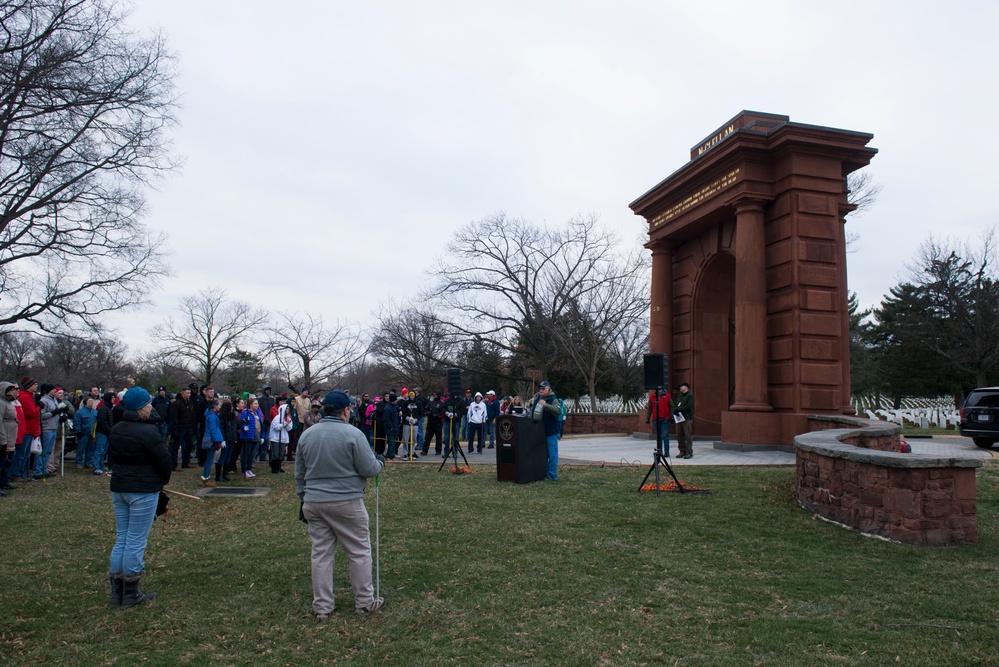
[692,252,735,438]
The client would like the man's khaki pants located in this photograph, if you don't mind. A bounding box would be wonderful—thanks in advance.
[303,498,375,615]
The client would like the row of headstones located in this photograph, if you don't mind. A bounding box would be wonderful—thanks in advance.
[865,408,961,429]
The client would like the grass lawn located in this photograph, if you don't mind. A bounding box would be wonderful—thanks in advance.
[2,460,997,666]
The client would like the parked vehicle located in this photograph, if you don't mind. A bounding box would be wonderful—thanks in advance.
[959,387,999,448]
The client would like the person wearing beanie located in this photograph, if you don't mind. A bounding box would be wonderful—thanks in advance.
[107,386,171,608]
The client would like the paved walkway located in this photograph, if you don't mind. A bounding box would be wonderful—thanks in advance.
[557,433,995,466]
[394,434,995,467]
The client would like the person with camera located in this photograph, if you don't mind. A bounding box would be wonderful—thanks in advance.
[296,390,386,618]
[34,383,64,479]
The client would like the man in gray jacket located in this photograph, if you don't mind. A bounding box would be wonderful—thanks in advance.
[295,390,386,619]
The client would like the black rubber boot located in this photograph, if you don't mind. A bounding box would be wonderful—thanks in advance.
[121,572,155,607]
[109,572,123,606]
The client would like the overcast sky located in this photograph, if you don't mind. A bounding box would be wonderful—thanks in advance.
[109,0,998,355]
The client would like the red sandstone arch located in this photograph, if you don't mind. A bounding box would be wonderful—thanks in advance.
[633,111,876,447]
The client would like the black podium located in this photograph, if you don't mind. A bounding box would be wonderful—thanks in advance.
[495,415,547,484]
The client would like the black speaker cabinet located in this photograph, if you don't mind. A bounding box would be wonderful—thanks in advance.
[643,353,668,390]
[495,415,547,484]
[447,368,462,396]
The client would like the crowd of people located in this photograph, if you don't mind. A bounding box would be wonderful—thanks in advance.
[0,377,573,494]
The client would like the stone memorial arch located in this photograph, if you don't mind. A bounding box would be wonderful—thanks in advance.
[631,111,877,447]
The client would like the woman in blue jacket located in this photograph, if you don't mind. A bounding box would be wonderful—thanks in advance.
[239,397,264,478]
[200,400,225,486]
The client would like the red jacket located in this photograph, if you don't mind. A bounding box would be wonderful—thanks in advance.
[647,391,673,420]
[18,389,40,437]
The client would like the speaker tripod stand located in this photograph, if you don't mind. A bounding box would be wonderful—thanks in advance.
[638,390,684,497]
[438,417,471,474]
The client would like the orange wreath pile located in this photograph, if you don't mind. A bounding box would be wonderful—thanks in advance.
[640,481,709,493]
[449,465,473,474]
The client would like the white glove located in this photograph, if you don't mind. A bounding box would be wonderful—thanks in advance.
[407,416,417,425]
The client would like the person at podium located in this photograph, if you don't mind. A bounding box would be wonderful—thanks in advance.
[529,381,562,481]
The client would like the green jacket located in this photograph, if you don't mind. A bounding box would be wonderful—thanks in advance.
[674,392,694,420]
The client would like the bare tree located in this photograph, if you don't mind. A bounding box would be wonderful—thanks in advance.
[0,0,178,332]
[846,169,883,215]
[265,312,366,390]
[150,288,267,386]
[844,169,883,252]
[36,330,133,389]
[369,304,458,390]
[0,331,38,381]
[426,213,649,405]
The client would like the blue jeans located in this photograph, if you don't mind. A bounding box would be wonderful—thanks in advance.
[11,435,32,478]
[386,432,398,459]
[546,434,559,480]
[486,422,495,447]
[417,418,425,450]
[93,433,110,472]
[110,491,158,575]
[202,446,221,479]
[33,430,57,477]
[653,418,670,457]
[75,433,93,467]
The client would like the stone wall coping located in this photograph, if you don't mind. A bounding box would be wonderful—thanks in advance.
[794,426,983,470]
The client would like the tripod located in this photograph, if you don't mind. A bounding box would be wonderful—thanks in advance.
[438,416,471,474]
[638,389,684,496]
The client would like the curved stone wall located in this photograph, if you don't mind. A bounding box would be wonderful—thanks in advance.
[794,418,981,546]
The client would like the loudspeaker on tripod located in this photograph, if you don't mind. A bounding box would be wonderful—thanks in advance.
[447,368,462,396]
[643,353,668,391]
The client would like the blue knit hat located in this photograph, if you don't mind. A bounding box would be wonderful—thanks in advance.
[122,387,152,411]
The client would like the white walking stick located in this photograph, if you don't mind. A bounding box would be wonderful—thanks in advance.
[375,473,380,598]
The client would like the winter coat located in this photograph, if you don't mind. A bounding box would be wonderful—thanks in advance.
[269,404,293,444]
[202,409,224,448]
[221,412,239,445]
[293,395,311,429]
[239,408,264,442]
[39,393,60,432]
[382,402,400,433]
[0,382,19,450]
[108,410,172,493]
[257,394,276,423]
[426,397,445,423]
[18,389,40,437]
[74,405,98,438]
[151,394,171,422]
[96,403,114,435]
[485,398,500,423]
[169,395,196,431]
